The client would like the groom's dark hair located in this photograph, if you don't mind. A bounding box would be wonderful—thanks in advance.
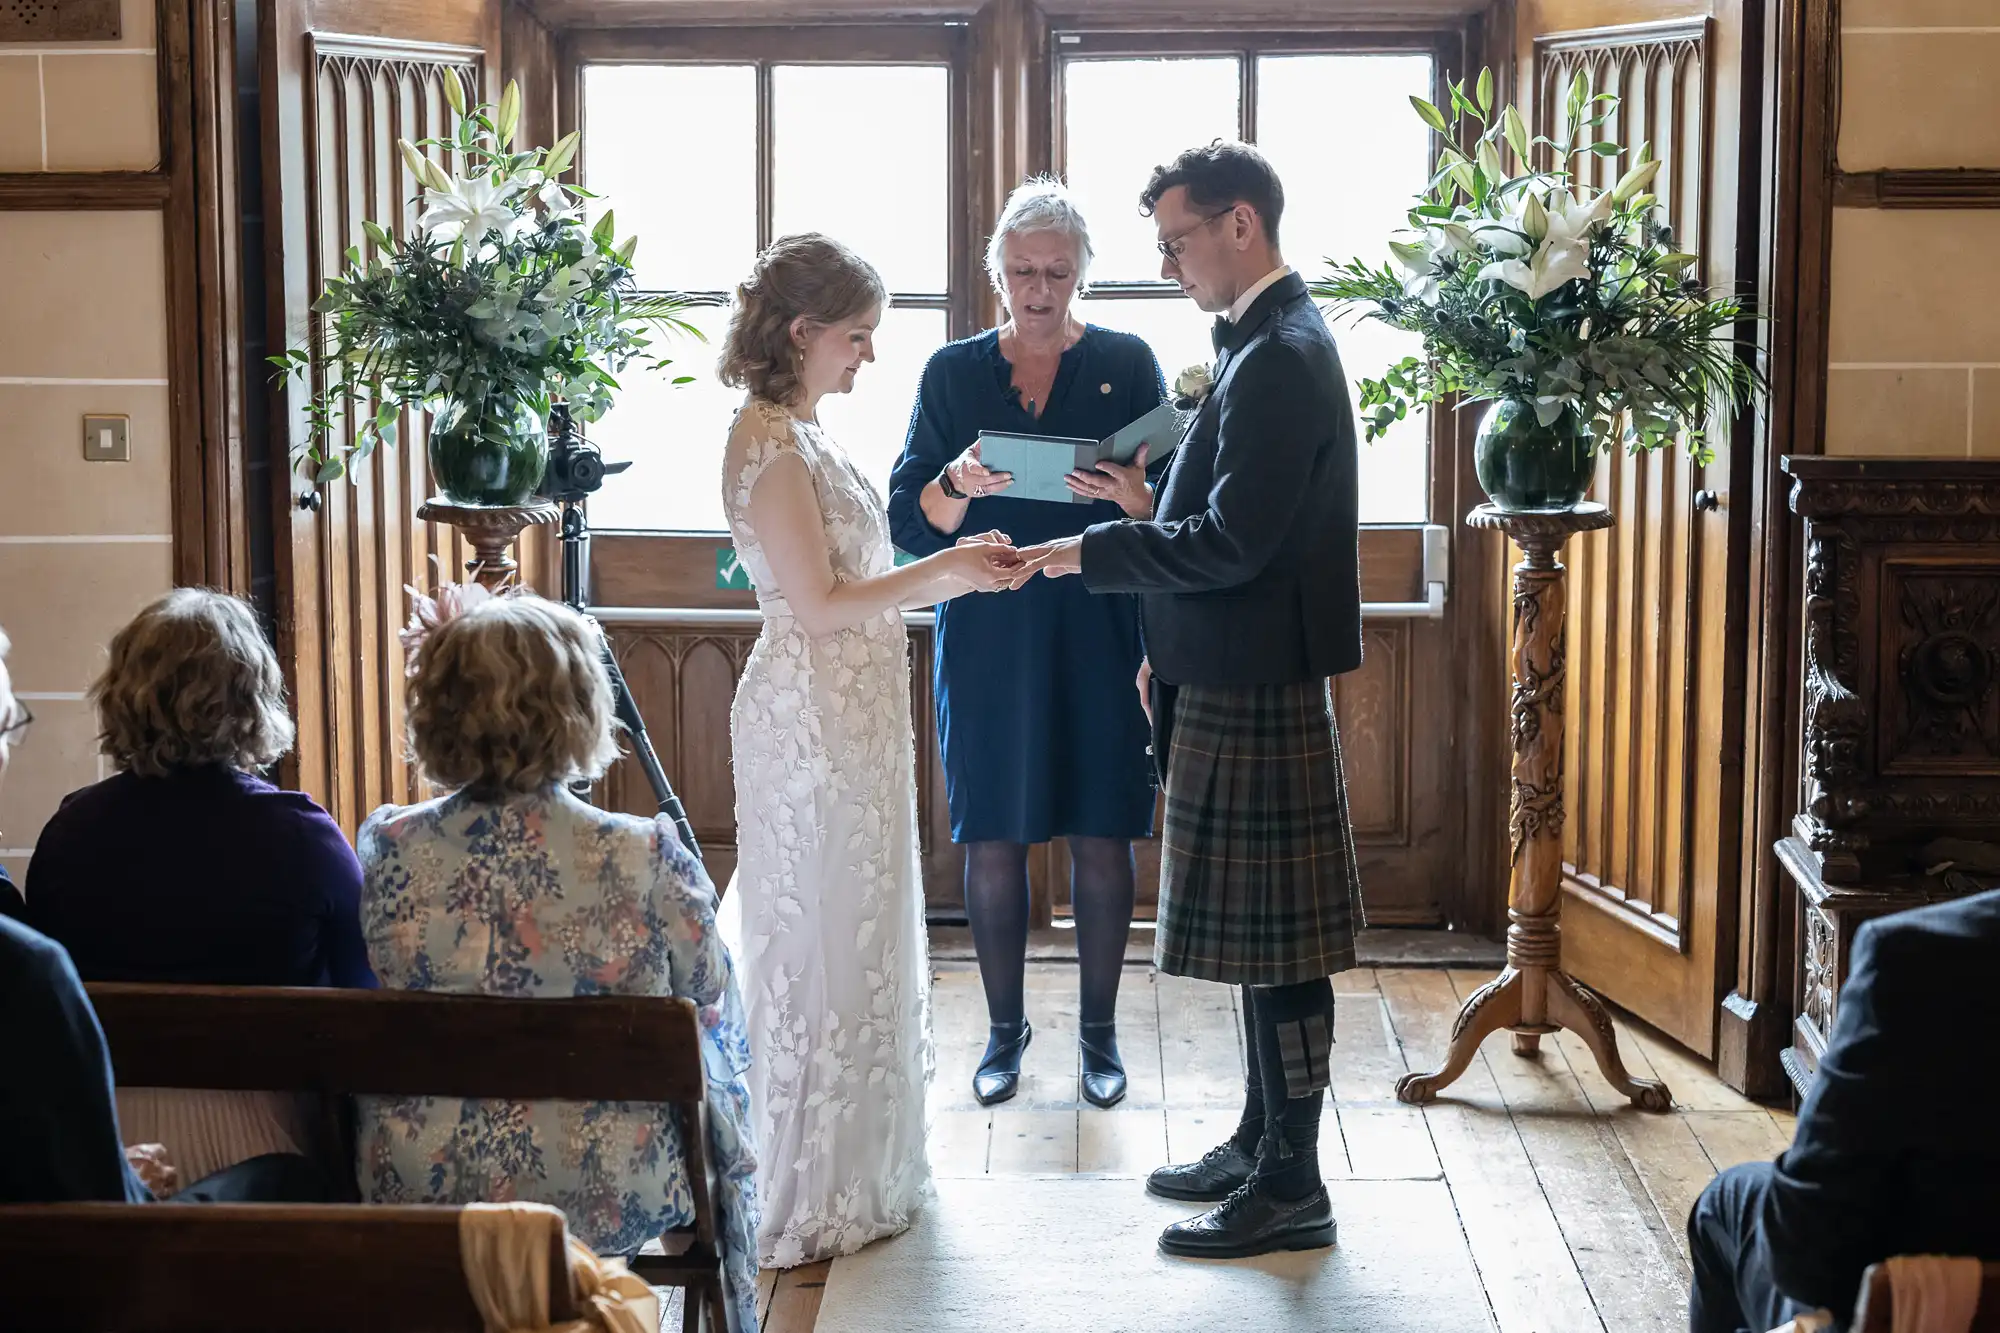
[1139,140,1285,245]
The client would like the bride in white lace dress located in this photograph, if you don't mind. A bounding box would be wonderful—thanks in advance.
[716,234,1020,1268]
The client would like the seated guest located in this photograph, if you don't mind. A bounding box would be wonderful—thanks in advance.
[24,588,371,1201]
[1688,888,2000,1332]
[355,597,757,1330]
[0,621,146,1203]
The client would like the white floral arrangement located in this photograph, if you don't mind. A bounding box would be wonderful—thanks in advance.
[273,72,698,485]
[1313,67,1762,464]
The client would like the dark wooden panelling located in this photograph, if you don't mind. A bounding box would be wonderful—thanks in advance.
[0,171,172,207]
[566,23,962,62]
[603,613,1448,925]
[166,0,255,594]
[0,0,119,40]
[589,525,1434,608]
[1832,169,2000,210]
[264,0,501,833]
[1528,7,1744,1056]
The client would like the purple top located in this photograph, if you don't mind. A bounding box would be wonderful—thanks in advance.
[24,767,375,989]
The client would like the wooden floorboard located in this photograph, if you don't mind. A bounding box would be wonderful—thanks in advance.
[1382,967,1605,1333]
[764,960,1794,1332]
[763,1261,832,1333]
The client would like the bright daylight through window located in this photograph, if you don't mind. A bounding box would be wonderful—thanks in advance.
[580,52,1432,532]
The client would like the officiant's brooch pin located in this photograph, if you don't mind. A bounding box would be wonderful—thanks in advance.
[1172,364,1216,411]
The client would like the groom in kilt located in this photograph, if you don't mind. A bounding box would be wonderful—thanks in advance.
[1012,140,1364,1258]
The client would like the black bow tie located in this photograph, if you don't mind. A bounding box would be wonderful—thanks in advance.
[1212,316,1232,353]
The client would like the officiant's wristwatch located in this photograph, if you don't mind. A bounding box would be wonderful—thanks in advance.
[937,466,968,500]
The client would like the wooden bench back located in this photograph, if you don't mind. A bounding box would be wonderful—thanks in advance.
[0,1203,574,1331]
[82,983,738,1330]
[1852,1260,2000,1332]
[85,983,706,1102]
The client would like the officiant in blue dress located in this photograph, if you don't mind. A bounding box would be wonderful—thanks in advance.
[888,178,1169,1114]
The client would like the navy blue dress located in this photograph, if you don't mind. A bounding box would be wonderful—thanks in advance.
[888,326,1166,845]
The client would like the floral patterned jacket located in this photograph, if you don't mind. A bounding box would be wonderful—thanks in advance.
[355,786,758,1327]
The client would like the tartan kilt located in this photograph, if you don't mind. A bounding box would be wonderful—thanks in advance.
[1155,679,1363,986]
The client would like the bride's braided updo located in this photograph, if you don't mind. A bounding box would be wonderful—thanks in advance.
[719,233,886,405]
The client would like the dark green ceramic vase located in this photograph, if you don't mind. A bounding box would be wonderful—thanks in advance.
[427,392,548,507]
[1472,398,1596,512]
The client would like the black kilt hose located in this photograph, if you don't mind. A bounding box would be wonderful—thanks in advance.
[1151,678,1363,987]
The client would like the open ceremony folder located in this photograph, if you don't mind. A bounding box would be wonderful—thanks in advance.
[976,399,1181,504]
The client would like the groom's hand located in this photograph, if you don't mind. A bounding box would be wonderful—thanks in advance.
[1009,536,1084,586]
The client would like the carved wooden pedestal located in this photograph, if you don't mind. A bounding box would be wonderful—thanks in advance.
[1396,503,1673,1111]
[413,499,558,591]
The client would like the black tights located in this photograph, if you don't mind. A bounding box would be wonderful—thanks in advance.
[963,837,1137,1031]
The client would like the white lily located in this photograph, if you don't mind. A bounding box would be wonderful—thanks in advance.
[1478,187,1612,301]
[1389,238,1444,302]
[417,173,524,246]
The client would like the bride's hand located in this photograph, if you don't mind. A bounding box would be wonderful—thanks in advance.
[944,541,1021,592]
[956,529,1015,551]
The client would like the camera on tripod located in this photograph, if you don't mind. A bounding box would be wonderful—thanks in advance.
[535,402,701,859]
[537,402,632,505]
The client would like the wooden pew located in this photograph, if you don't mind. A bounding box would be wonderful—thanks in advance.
[85,983,739,1333]
[1852,1260,2000,1332]
[0,1203,575,1331]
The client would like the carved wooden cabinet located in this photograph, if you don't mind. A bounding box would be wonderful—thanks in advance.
[1780,457,2000,1095]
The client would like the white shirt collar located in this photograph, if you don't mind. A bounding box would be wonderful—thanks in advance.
[1227,265,1292,324]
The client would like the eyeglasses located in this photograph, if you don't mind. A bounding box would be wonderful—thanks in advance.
[0,703,30,744]
[1156,209,1234,263]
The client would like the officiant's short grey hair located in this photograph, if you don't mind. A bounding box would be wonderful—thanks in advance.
[984,176,1095,292]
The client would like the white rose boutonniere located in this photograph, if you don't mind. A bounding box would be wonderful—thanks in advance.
[1172,363,1215,411]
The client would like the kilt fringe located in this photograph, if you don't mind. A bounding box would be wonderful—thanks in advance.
[1154,680,1363,986]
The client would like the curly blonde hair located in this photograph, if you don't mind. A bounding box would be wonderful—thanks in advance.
[407,596,619,797]
[91,589,295,778]
[718,233,886,405]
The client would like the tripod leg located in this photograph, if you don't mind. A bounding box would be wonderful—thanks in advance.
[597,638,701,860]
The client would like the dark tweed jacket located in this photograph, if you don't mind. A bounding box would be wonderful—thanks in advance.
[1079,271,1362,687]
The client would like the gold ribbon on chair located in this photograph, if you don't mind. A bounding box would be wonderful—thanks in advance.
[458,1202,661,1333]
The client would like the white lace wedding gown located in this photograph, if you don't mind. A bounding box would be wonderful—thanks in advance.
[719,396,934,1269]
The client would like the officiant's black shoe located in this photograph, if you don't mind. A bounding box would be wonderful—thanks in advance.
[1144,1140,1256,1203]
[973,1020,1032,1107]
[1078,1021,1127,1109]
[1157,1181,1337,1260]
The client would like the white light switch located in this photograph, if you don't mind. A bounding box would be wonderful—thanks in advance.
[83,414,129,462]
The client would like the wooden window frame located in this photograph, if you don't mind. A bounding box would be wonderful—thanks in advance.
[557,23,973,587]
[1051,26,1463,536]
[567,15,1471,609]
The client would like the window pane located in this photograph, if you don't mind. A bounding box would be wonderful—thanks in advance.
[1078,295,1211,393]
[583,65,757,293]
[584,305,949,534]
[817,306,950,504]
[1062,58,1239,282]
[773,66,949,294]
[584,303,735,532]
[1258,54,1434,523]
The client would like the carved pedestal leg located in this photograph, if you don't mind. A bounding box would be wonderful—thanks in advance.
[1547,971,1673,1111]
[1394,504,1673,1112]
[1395,968,1524,1105]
